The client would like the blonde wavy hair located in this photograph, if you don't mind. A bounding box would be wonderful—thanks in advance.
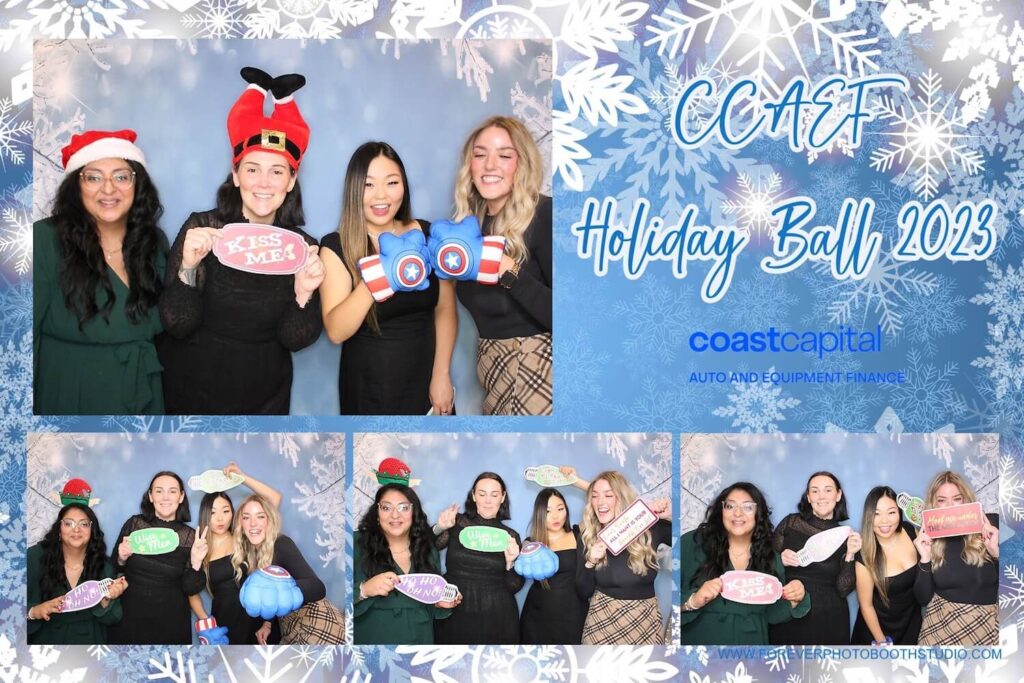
[925,471,993,570]
[580,471,659,576]
[453,116,543,264]
[231,494,282,585]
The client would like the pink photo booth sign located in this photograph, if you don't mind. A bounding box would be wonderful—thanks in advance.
[720,570,784,605]
[598,498,658,556]
[393,574,459,604]
[213,223,309,275]
[922,501,985,538]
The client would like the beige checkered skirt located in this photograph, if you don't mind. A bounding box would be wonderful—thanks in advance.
[477,332,552,416]
[918,593,997,646]
[581,591,663,645]
[280,598,345,645]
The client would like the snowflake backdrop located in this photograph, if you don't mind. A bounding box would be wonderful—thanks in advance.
[0,0,1022,682]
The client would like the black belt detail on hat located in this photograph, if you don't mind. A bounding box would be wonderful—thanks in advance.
[234,135,300,161]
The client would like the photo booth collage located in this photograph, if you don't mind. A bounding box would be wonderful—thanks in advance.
[1,2,1023,682]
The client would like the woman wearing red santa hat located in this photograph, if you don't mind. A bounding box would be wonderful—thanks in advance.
[158,67,325,415]
[33,129,168,415]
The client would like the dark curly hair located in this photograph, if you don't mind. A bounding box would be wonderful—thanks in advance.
[52,159,166,328]
[796,470,850,522]
[691,482,777,587]
[464,471,511,521]
[38,505,108,600]
[357,484,439,577]
[213,166,305,227]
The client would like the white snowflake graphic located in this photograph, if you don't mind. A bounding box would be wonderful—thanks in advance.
[293,434,344,569]
[680,433,727,531]
[1000,564,1024,630]
[181,0,247,38]
[1000,454,1024,524]
[888,350,965,432]
[582,644,678,682]
[817,252,939,336]
[869,69,984,200]
[971,260,1024,332]
[0,98,31,168]
[1,0,165,47]
[0,204,31,276]
[240,0,376,39]
[713,366,801,433]
[0,633,89,682]
[903,276,967,358]
[721,170,786,237]
[645,0,881,117]
[971,322,1024,400]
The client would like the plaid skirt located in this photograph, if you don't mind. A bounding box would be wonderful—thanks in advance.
[477,332,552,416]
[280,598,345,645]
[918,594,998,646]
[581,591,663,645]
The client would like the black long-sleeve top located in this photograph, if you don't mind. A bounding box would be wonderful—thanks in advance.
[576,519,672,601]
[772,513,855,597]
[914,513,999,606]
[434,513,525,595]
[456,195,552,338]
[244,534,326,644]
[107,515,205,645]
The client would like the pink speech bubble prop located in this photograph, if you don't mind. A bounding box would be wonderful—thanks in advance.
[392,573,459,604]
[598,498,659,556]
[922,501,985,538]
[60,578,114,612]
[720,570,784,605]
[797,526,852,566]
[213,223,309,275]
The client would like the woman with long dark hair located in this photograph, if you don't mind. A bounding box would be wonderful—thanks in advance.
[519,487,587,644]
[34,129,167,414]
[187,462,282,644]
[446,116,552,415]
[432,471,524,644]
[851,486,922,645]
[107,471,206,644]
[770,471,860,645]
[319,141,456,415]
[914,471,998,646]
[681,482,809,645]
[354,484,459,644]
[27,504,127,643]
[158,67,324,414]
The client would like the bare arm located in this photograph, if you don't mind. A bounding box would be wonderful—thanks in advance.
[188,593,209,620]
[319,246,375,344]
[226,461,282,509]
[429,280,457,413]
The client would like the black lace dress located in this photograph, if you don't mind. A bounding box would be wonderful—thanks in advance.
[106,515,205,645]
[434,513,524,644]
[158,210,322,414]
[769,513,855,645]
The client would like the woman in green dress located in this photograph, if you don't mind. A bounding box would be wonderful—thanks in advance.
[354,484,459,644]
[33,129,167,415]
[27,504,128,644]
[681,482,810,645]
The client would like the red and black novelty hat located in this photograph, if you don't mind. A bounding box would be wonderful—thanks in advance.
[227,67,310,171]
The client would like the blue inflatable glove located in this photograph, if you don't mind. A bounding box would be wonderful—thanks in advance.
[514,541,559,581]
[238,566,304,621]
[358,230,432,302]
[195,617,229,645]
[427,216,506,284]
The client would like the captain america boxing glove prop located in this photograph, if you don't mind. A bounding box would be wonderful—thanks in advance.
[238,566,305,620]
[427,216,505,284]
[358,230,432,303]
[195,617,230,645]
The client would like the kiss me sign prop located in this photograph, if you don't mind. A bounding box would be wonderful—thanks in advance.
[213,223,309,275]
[720,570,784,605]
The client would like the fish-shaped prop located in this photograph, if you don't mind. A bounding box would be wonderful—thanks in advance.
[129,527,178,555]
[60,578,114,612]
[188,469,245,493]
[524,465,577,487]
[797,525,852,566]
[393,574,459,604]
[514,541,558,580]
[897,492,924,527]
[720,570,784,605]
[459,526,510,552]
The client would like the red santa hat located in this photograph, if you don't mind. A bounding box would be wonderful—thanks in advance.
[61,129,147,175]
[227,84,309,171]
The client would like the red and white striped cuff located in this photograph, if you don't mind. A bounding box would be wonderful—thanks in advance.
[477,236,506,284]
[358,255,394,302]
[195,617,218,633]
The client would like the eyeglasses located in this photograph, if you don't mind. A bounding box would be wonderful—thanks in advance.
[378,503,413,515]
[722,501,757,515]
[80,170,136,189]
[61,519,93,530]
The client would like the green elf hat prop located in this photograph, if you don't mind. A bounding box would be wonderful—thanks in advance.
[374,457,420,487]
[50,478,100,507]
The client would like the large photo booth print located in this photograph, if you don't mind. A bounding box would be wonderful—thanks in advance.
[0,1,1023,682]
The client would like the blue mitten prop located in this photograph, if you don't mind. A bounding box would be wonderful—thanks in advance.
[358,230,432,303]
[427,216,505,284]
[238,565,304,621]
[195,617,229,645]
[514,541,559,581]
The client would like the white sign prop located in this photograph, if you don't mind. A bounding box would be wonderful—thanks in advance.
[597,498,658,556]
